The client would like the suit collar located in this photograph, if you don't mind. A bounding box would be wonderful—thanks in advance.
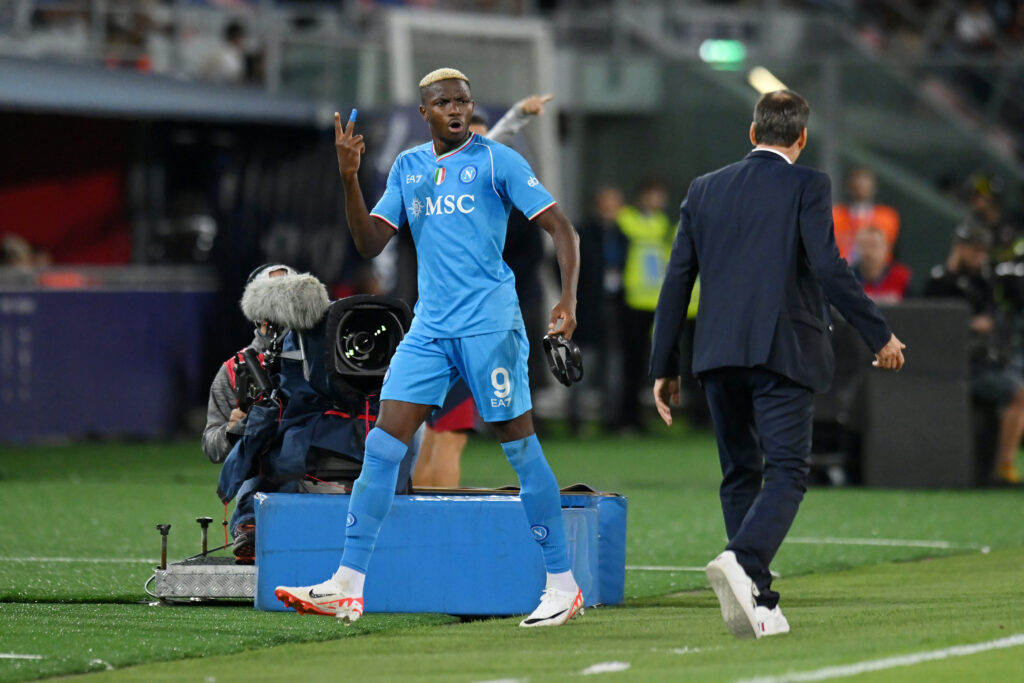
[745,148,793,164]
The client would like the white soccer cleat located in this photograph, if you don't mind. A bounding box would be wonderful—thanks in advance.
[705,550,760,639]
[519,587,584,628]
[755,605,790,637]
[274,578,364,624]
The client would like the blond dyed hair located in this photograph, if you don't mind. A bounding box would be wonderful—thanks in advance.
[418,68,470,89]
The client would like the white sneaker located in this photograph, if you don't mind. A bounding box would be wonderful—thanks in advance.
[519,587,584,628]
[274,578,364,624]
[705,551,760,639]
[755,605,790,637]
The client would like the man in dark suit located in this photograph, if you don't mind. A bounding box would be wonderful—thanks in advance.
[650,90,905,639]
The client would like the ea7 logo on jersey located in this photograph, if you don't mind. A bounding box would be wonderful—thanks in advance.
[405,174,423,184]
[526,176,540,187]
[418,194,476,217]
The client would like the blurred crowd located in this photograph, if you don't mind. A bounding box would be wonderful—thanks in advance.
[22,1,262,84]
[851,0,1024,154]
[13,0,565,85]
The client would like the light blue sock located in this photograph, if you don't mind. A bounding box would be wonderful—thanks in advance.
[501,434,571,573]
[340,428,408,574]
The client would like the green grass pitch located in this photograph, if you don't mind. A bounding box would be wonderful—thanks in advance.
[1,426,1022,682]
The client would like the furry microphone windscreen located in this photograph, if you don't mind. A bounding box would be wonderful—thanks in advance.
[240,273,331,330]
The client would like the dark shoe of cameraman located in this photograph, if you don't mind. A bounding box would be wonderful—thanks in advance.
[233,523,256,565]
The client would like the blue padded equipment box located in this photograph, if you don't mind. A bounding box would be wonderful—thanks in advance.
[254,488,626,615]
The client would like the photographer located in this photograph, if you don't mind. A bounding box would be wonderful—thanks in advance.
[925,224,1022,484]
[202,264,296,464]
[216,270,417,562]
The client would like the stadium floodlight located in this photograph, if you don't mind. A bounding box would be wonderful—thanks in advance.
[699,40,746,70]
[747,66,787,94]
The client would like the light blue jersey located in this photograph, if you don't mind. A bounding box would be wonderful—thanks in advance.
[369,133,556,338]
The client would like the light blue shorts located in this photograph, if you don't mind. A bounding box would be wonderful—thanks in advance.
[381,329,532,423]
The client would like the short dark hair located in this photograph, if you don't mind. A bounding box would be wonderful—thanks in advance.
[752,90,809,146]
[225,21,245,43]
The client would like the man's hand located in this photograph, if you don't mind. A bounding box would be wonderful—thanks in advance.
[334,111,366,180]
[872,333,906,371]
[971,314,994,335]
[519,93,554,116]
[548,297,577,340]
[654,377,681,426]
[227,408,247,431]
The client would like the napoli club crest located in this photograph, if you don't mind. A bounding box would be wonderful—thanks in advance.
[530,525,549,541]
[346,513,357,528]
[459,165,477,184]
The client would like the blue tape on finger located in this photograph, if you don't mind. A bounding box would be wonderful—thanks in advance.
[349,108,358,123]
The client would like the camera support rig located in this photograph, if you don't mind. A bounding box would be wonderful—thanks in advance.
[147,518,255,603]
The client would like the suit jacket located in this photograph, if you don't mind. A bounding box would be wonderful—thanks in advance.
[649,150,891,393]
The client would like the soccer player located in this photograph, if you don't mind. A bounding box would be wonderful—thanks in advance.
[275,68,584,628]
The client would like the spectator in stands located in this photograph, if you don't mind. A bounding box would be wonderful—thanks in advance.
[616,178,673,432]
[955,0,999,53]
[852,226,912,303]
[197,19,247,84]
[924,223,1022,484]
[1,235,35,268]
[202,264,296,465]
[832,167,900,262]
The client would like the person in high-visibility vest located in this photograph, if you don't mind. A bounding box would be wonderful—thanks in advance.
[615,178,674,431]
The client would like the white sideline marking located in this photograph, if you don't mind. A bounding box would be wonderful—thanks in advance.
[736,633,1024,683]
[787,536,961,549]
[0,556,156,564]
[626,565,706,572]
[0,654,44,660]
[580,661,631,675]
[628,565,782,578]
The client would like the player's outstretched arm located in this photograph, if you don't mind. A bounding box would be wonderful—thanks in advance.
[534,205,580,339]
[334,112,395,258]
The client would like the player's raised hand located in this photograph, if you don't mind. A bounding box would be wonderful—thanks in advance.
[334,110,365,181]
[548,298,577,340]
[520,94,554,116]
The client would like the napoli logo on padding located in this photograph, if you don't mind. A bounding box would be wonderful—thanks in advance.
[346,512,357,528]
[530,524,549,541]
[459,165,477,184]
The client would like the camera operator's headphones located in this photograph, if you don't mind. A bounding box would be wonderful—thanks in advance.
[542,334,584,387]
[245,263,297,284]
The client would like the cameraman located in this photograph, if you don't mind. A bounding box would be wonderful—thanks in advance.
[925,224,1022,484]
[201,264,296,464]
[217,271,417,562]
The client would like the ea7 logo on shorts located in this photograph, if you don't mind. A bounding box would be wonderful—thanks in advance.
[530,525,549,541]
[423,194,475,216]
[526,176,540,187]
